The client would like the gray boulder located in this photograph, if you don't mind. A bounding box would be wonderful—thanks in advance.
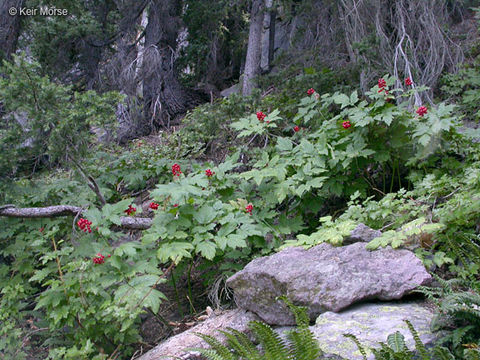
[226,242,431,325]
[135,309,259,360]
[307,302,438,360]
[345,223,382,244]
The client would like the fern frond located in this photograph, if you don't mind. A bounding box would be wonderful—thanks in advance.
[248,320,290,359]
[218,328,261,359]
[432,346,456,360]
[287,328,323,360]
[187,348,230,360]
[190,332,235,360]
[373,342,397,360]
[465,348,480,360]
[343,334,368,360]
[387,331,406,353]
[404,320,429,360]
[224,328,262,359]
[278,296,310,328]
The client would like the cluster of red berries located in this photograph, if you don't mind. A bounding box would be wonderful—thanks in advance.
[293,125,300,132]
[416,106,428,117]
[256,111,266,122]
[92,253,110,265]
[245,204,253,214]
[377,78,389,95]
[172,163,182,176]
[149,202,159,210]
[405,77,413,86]
[205,169,214,177]
[77,218,92,233]
[125,204,136,216]
[307,88,315,96]
[342,120,351,129]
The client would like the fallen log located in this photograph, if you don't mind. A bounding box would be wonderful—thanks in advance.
[0,205,153,230]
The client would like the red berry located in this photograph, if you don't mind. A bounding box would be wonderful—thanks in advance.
[293,125,300,132]
[245,204,253,214]
[307,88,315,96]
[173,204,178,208]
[172,163,182,176]
[125,205,136,216]
[342,121,351,129]
[378,78,386,88]
[416,106,428,117]
[256,111,266,121]
[149,202,159,210]
[77,218,92,233]
[93,253,105,265]
[405,77,412,86]
[205,169,214,177]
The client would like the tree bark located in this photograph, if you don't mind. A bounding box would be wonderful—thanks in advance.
[142,0,205,129]
[242,0,265,96]
[267,5,276,70]
[0,205,152,230]
[0,0,23,62]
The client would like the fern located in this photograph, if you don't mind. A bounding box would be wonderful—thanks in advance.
[343,334,368,360]
[405,320,429,360]
[188,299,323,360]
[287,328,323,360]
[248,320,290,359]
[465,348,480,360]
[191,332,236,360]
[387,331,407,353]
[432,346,456,360]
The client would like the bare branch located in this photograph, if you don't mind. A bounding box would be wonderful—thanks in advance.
[0,205,152,230]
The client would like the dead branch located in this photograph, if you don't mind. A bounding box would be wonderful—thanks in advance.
[0,205,152,230]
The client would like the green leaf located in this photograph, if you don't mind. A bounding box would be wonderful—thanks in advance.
[196,241,217,260]
[157,242,194,263]
[194,205,217,224]
[276,137,293,152]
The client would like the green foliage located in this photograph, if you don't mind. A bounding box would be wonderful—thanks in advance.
[417,277,480,358]
[0,54,121,176]
[366,218,445,250]
[179,0,248,85]
[23,0,119,83]
[2,71,480,359]
[441,64,480,123]
[346,321,467,360]
[189,298,323,360]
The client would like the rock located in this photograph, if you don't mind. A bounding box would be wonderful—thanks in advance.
[345,223,382,244]
[220,83,240,98]
[226,242,431,325]
[307,302,438,360]
[135,309,259,360]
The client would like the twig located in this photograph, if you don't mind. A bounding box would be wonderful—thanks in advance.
[69,156,106,206]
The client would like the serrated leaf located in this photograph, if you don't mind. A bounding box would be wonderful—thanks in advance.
[196,241,217,260]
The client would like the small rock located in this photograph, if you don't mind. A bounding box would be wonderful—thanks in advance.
[345,223,382,244]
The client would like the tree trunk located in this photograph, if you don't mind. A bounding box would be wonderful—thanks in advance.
[142,0,204,129]
[242,0,265,96]
[0,0,23,62]
[267,5,276,70]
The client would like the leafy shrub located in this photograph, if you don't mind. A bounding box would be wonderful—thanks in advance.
[0,54,121,176]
